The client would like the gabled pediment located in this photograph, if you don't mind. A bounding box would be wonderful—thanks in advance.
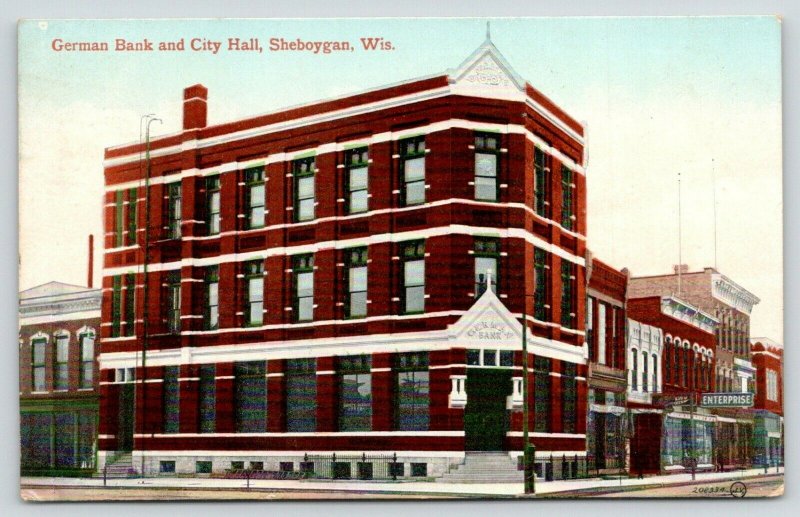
[449,287,526,349]
[448,37,527,94]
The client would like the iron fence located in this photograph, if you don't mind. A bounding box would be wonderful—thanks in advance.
[521,453,594,481]
[302,452,402,480]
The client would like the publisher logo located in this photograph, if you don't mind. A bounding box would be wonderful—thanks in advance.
[730,481,747,498]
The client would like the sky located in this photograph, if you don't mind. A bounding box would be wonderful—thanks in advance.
[17,17,782,341]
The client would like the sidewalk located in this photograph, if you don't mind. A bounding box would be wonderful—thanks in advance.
[20,468,782,498]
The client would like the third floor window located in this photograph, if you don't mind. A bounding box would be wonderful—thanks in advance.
[244,167,266,229]
[206,176,221,235]
[534,147,549,218]
[165,182,182,239]
[474,133,499,201]
[293,157,316,222]
[345,147,369,214]
[400,136,425,206]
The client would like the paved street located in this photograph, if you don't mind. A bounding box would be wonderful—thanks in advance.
[20,469,783,500]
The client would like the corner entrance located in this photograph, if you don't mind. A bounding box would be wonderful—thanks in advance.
[464,369,512,451]
[117,384,134,452]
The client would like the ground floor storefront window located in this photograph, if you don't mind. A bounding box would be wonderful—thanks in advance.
[21,409,97,473]
[662,417,714,468]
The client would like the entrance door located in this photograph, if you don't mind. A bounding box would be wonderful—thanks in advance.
[631,413,662,475]
[464,369,512,451]
[118,384,134,452]
[595,412,607,469]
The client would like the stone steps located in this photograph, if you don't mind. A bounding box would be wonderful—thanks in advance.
[437,453,523,483]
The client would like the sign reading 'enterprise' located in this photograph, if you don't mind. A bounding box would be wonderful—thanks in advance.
[700,392,754,408]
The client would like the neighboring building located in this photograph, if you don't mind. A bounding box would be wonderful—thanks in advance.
[629,266,759,470]
[98,36,590,480]
[19,282,101,476]
[751,338,783,468]
[584,252,628,474]
[626,295,718,475]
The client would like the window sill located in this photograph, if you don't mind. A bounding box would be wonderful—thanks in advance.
[401,311,426,316]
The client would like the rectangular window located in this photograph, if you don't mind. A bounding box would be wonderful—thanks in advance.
[244,260,264,326]
[166,182,182,239]
[31,339,47,391]
[346,248,368,318]
[163,365,180,433]
[286,358,317,432]
[165,271,181,334]
[534,357,551,433]
[396,352,430,431]
[560,261,576,328]
[561,165,574,230]
[234,361,267,433]
[79,333,94,389]
[586,298,594,362]
[597,303,607,365]
[126,187,137,246]
[534,147,549,217]
[54,334,69,391]
[767,370,778,401]
[244,166,266,229]
[474,133,499,201]
[562,363,577,433]
[346,147,369,214]
[474,237,499,297]
[196,461,212,474]
[198,364,216,433]
[114,190,124,247]
[205,266,219,330]
[111,275,122,337]
[293,254,314,322]
[206,175,221,235]
[400,136,425,206]
[338,355,372,431]
[160,461,176,474]
[534,248,549,321]
[124,273,135,336]
[401,241,425,313]
[293,157,316,221]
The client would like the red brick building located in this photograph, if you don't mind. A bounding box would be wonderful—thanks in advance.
[98,37,589,479]
[584,252,628,473]
[626,295,718,475]
[750,338,783,467]
[19,282,101,475]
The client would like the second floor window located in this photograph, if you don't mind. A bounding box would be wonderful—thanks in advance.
[562,363,577,433]
[474,238,499,297]
[400,136,425,206]
[124,273,135,336]
[474,133,499,201]
[244,260,264,326]
[206,176,221,235]
[293,157,316,222]
[54,334,69,391]
[534,147,549,217]
[293,254,314,322]
[561,165,574,230]
[346,147,369,214]
[166,182,182,239]
[534,356,551,432]
[32,339,46,392]
[534,248,549,321]
[560,261,576,328]
[244,166,266,229]
[165,271,181,334]
[79,332,95,389]
[346,248,368,318]
[114,190,124,247]
[126,188,138,246]
[111,275,122,337]
[401,241,425,314]
[205,266,219,330]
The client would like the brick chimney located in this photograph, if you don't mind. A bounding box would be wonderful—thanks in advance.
[673,264,689,275]
[183,84,208,130]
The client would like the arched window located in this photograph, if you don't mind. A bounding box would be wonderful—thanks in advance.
[652,354,659,392]
[642,350,649,392]
[631,350,638,391]
[664,337,672,383]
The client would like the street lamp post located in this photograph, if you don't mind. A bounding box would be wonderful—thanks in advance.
[139,115,161,480]
[521,303,535,494]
